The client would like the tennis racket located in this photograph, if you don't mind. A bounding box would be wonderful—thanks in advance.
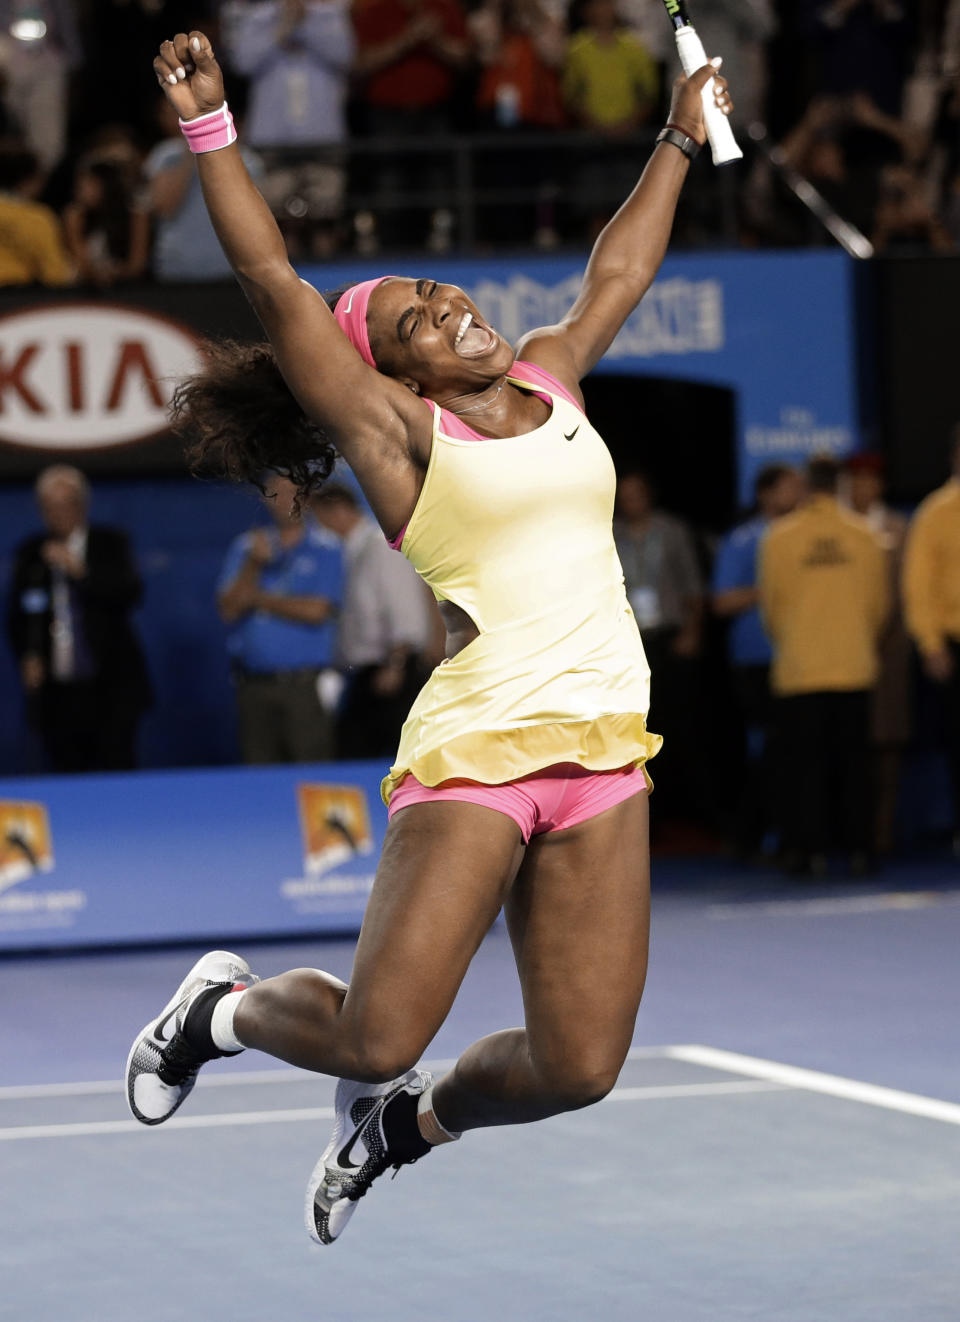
[661,0,742,165]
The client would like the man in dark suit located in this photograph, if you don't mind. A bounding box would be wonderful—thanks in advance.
[6,465,151,772]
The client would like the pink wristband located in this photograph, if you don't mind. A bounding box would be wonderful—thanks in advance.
[179,102,237,154]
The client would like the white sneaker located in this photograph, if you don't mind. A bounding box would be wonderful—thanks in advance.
[125,950,258,1126]
[305,1069,433,1245]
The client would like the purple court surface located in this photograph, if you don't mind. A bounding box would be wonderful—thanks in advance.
[2,858,959,1322]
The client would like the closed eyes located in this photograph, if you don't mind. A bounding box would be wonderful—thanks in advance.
[397,280,438,341]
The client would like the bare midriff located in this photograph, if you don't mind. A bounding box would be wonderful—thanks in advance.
[439,600,480,659]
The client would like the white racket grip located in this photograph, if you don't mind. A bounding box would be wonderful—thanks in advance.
[674,25,742,166]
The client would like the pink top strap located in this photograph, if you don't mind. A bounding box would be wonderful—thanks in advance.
[510,359,582,410]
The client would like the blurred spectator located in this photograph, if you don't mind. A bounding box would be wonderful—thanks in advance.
[759,456,889,875]
[471,0,566,129]
[6,465,151,772]
[563,0,657,132]
[352,0,470,250]
[615,470,706,829]
[222,0,354,258]
[80,123,145,189]
[312,483,434,759]
[814,0,914,117]
[683,0,775,130]
[762,92,919,243]
[143,97,264,282]
[842,452,911,855]
[615,0,673,67]
[62,156,150,287]
[616,471,703,656]
[871,162,955,251]
[218,475,343,764]
[712,462,802,861]
[0,140,71,286]
[902,425,960,851]
[928,16,960,240]
[470,0,567,246]
[563,0,658,238]
[947,0,960,79]
[0,0,81,171]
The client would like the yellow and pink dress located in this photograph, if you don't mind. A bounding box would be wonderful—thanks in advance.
[383,358,661,841]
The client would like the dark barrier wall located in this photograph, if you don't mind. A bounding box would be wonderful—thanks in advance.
[870,257,960,503]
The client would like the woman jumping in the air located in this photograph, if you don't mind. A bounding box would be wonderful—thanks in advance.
[126,29,732,1246]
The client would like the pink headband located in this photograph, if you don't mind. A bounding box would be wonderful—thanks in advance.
[332,276,396,368]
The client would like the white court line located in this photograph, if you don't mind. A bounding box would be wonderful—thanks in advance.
[707,891,960,920]
[0,1045,673,1102]
[602,1080,787,1103]
[668,1045,960,1128]
[0,1078,787,1142]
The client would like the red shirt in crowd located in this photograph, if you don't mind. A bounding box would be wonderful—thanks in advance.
[354,0,469,111]
[476,30,565,128]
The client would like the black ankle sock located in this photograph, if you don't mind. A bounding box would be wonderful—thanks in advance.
[180,984,242,1058]
[381,1089,432,1163]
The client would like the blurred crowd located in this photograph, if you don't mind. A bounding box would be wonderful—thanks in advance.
[614,440,960,873]
[9,440,960,874]
[5,464,442,772]
[1,0,959,281]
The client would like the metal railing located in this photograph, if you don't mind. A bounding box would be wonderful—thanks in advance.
[263,127,743,252]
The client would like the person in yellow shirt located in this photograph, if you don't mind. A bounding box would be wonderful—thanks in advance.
[902,426,960,844]
[563,0,660,237]
[759,456,889,874]
[563,0,659,132]
[0,144,72,287]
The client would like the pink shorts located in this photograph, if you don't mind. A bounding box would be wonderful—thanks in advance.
[387,762,647,843]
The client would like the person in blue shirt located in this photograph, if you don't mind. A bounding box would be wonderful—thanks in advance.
[218,474,343,763]
[144,96,264,281]
[713,462,802,860]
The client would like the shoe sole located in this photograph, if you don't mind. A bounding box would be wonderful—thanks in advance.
[124,949,253,1126]
[304,1068,430,1246]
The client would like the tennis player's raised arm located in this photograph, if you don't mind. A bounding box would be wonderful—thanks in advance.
[518,64,731,385]
[151,34,429,506]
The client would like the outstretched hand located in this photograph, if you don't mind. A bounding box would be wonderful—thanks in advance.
[153,31,225,121]
[667,61,733,146]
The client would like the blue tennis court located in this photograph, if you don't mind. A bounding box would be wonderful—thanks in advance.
[3,864,959,1322]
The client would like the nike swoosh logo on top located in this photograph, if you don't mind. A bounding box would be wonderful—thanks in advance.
[337,1109,379,1171]
[563,426,580,442]
[154,1004,182,1044]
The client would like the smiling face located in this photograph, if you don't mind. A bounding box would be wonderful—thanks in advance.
[364,278,515,402]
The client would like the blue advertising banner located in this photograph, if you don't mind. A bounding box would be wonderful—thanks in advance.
[0,762,389,950]
[299,250,860,506]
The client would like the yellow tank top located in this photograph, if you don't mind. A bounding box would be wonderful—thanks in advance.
[381,361,661,803]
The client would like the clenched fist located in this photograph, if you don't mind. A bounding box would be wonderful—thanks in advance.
[153,31,225,122]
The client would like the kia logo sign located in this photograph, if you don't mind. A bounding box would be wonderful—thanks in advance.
[0,303,204,450]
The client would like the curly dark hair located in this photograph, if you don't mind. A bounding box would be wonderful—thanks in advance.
[173,286,352,504]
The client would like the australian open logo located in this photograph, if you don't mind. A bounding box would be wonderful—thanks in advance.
[0,800,85,931]
[281,784,377,912]
[0,800,53,890]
